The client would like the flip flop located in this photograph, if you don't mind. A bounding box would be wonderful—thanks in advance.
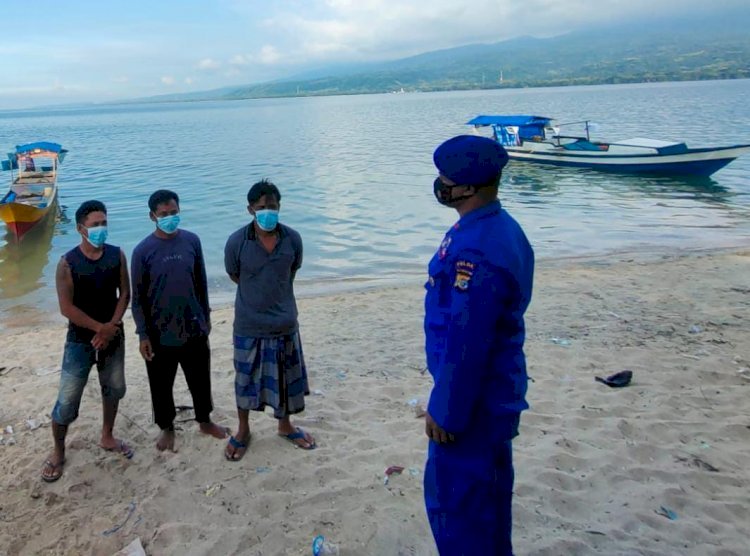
[225,434,250,462]
[595,370,633,388]
[102,440,135,459]
[279,427,316,450]
[41,459,65,483]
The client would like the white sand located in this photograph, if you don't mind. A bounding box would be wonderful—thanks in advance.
[1,249,749,555]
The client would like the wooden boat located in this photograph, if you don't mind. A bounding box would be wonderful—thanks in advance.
[0,142,67,239]
[467,115,750,176]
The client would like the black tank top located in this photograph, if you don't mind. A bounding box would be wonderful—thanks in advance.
[64,244,121,343]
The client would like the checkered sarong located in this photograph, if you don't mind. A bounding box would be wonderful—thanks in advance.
[233,332,309,418]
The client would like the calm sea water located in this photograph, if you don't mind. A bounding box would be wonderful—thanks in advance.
[1,79,749,321]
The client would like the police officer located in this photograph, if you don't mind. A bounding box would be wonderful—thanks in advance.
[423,135,534,555]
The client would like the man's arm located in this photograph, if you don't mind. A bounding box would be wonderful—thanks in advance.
[91,249,131,349]
[427,256,509,436]
[56,257,105,333]
[111,249,131,324]
[194,237,210,320]
[224,233,240,284]
[130,247,149,341]
[291,232,303,282]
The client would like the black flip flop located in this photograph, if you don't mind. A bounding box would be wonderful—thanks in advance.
[595,370,633,388]
[41,459,65,483]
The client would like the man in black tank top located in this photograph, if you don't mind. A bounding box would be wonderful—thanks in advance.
[41,201,132,483]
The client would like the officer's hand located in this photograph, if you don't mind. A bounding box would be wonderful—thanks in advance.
[139,339,154,362]
[425,412,455,443]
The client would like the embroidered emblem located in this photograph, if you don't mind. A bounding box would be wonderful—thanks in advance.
[453,260,475,291]
[438,236,452,260]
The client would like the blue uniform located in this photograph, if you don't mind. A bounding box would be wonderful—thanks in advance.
[424,199,534,556]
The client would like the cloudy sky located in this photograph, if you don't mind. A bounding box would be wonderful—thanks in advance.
[0,0,745,108]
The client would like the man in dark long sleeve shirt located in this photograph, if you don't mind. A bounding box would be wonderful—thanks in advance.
[131,189,228,452]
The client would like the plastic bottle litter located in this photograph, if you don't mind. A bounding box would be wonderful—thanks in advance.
[312,535,340,556]
[550,337,571,346]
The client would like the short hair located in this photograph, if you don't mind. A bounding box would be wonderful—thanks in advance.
[148,189,179,213]
[247,179,281,206]
[75,200,107,225]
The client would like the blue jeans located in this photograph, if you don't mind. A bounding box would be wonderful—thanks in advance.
[51,336,126,426]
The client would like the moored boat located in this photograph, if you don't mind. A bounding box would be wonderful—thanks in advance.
[467,115,750,176]
[0,142,67,239]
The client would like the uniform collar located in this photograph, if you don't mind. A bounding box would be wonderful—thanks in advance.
[455,199,501,229]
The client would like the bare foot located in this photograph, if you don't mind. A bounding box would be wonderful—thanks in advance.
[41,451,65,482]
[156,429,176,452]
[199,422,230,440]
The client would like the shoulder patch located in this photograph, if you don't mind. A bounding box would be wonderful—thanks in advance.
[438,236,452,260]
[453,260,476,291]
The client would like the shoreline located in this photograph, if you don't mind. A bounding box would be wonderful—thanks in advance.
[3,241,750,333]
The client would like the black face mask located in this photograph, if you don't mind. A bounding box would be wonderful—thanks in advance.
[433,177,476,206]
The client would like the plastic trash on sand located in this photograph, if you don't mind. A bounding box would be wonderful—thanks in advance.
[312,535,340,556]
[656,506,678,520]
[383,465,405,485]
[114,537,147,556]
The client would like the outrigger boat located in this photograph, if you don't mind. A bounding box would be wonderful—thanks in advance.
[467,115,750,176]
[0,142,67,239]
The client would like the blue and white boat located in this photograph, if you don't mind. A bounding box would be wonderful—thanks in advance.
[467,115,750,176]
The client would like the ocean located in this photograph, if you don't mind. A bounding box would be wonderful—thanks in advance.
[1,78,749,320]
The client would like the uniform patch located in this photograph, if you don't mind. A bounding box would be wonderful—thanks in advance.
[453,260,475,291]
[438,236,452,260]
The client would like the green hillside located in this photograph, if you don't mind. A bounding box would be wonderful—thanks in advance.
[138,15,750,103]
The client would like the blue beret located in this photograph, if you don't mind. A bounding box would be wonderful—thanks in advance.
[433,135,509,186]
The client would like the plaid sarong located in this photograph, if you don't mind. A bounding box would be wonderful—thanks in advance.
[234,332,310,418]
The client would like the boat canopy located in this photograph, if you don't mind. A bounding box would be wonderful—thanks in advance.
[467,115,552,127]
[15,142,65,154]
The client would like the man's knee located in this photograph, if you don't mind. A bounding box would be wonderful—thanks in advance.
[100,365,126,400]
[51,399,80,426]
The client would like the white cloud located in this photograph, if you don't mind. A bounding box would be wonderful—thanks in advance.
[112,76,130,83]
[230,54,250,66]
[197,58,221,70]
[185,77,194,84]
[161,76,175,85]
[258,0,748,64]
[258,45,281,65]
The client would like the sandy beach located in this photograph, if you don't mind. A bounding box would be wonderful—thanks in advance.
[1,248,749,555]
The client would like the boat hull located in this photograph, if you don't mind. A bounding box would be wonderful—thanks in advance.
[0,195,57,239]
[506,145,750,176]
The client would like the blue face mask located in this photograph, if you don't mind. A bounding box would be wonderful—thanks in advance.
[84,225,108,248]
[254,209,279,231]
[156,214,180,234]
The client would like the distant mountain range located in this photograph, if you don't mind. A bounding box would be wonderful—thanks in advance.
[131,12,750,104]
